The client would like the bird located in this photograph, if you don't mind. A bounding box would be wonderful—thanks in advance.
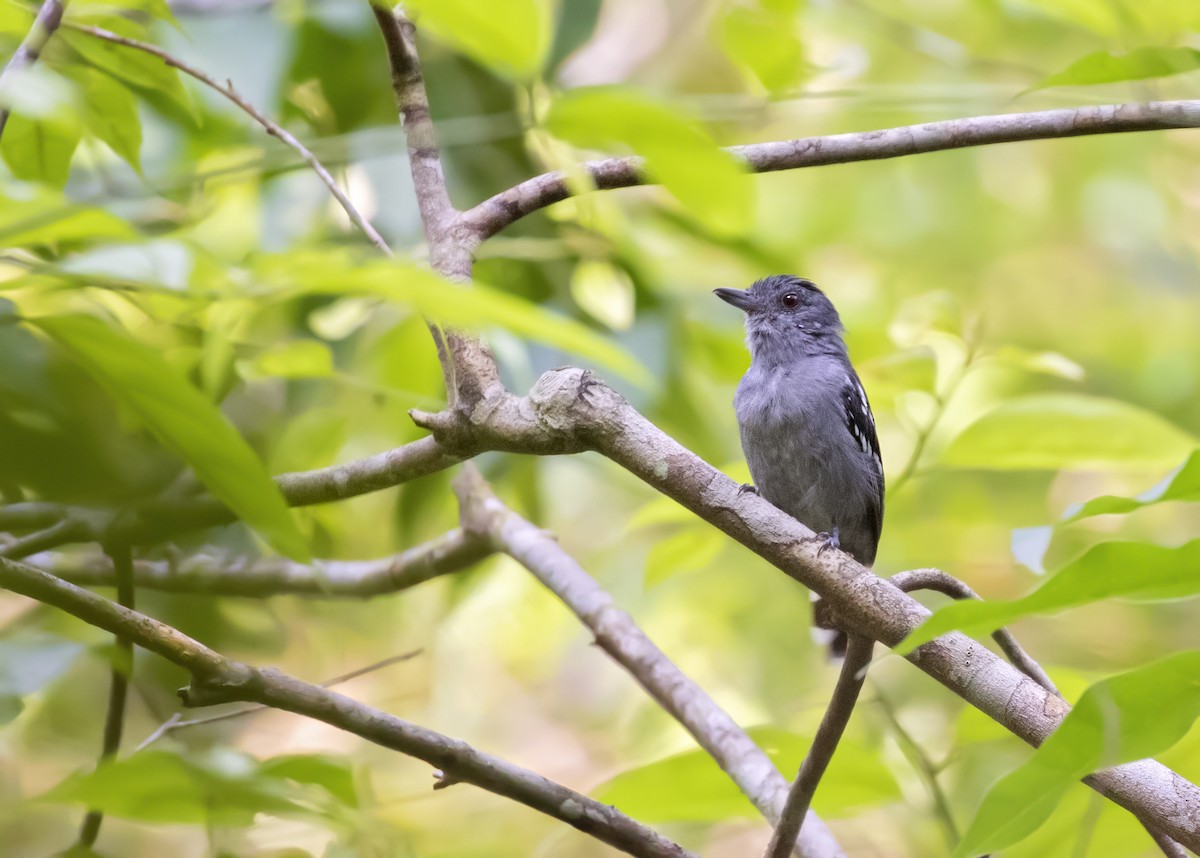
[715,274,884,655]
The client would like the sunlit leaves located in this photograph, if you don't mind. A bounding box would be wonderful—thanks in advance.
[718,4,806,93]
[596,726,899,821]
[402,0,553,80]
[28,314,309,560]
[75,67,143,170]
[46,750,356,825]
[570,259,635,330]
[1036,47,1200,89]
[249,339,335,379]
[941,394,1197,470]
[258,254,652,387]
[545,87,753,237]
[897,540,1200,654]
[1,114,80,188]
[955,651,1200,856]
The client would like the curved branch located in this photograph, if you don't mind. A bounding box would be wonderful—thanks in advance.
[459,100,1200,243]
[0,556,695,858]
[453,465,844,858]
[35,528,490,596]
[67,22,392,254]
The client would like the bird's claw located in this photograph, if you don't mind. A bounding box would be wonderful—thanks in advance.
[738,483,759,496]
[811,527,840,556]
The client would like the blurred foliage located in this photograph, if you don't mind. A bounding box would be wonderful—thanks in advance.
[0,0,1197,856]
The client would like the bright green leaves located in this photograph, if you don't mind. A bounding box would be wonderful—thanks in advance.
[260,255,651,388]
[28,315,309,560]
[596,726,898,822]
[955,652,1200,856]
[1037,47,1200,89]
[1,114,81,188]
[401,0,554,80]
[941,394,1197,470]
[75,67,143,171]
[718,3,806,93]
[545,87,753,237]
[47,750,355,825]
[897,540,1200,654]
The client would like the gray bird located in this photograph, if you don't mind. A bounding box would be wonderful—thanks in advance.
[715,275,884,652]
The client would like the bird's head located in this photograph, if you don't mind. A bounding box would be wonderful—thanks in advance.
[714,274,846,364]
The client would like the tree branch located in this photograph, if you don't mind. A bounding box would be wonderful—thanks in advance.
[0,556,696,858]
[35,527,490,596]
[408,365,1200,850]
[0,0,66,140]
[66,22,392,254]
[453,465,844,858]
[765,637,873,858]
[459,100,1200,244]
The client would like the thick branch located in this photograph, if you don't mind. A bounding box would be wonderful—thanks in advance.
[410,366,1200,850]
[459,100,1200,243]
[68,22,391,254]
[453,466,844,858]
[0,0,66,140]
[0,556,694,858]
[35,528,490,596]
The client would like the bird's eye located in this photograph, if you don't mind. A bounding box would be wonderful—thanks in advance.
[781,293,800,309]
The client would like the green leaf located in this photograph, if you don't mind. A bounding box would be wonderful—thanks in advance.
[402,0,553,80]
[258,255,652,388]
[28,315,309,560]
[257,754,358,808]
[1,114,81,188]
[248,340,335,379]
[956,651,1200,856]
[45,749,332,825]
[1061,449,1200,523]
[896,540,1200,655]
[941,394,1197,470]
[545,87,753,237]
[718,6,806,93]
[77,67,143,171]
[644,526,725,585]
[0,189,135,247]
[596,726,898,822]
[1036,47,1200,89]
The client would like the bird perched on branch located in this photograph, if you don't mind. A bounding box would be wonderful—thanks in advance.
[715,275,884,655]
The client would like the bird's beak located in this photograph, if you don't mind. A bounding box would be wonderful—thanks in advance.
[713,287,758,313]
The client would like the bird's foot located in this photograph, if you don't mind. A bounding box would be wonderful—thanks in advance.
[810,527,841,556]
[738,483,759,496]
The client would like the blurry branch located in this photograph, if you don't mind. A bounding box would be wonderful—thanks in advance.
[890,568,1058,695]
[404,366,1200,851]
[458,99,1200,244]
[0,517,89,559]
[66,22,392,255]
[76,539,134,849]
[0,555,697,858]
[135,649,423,752]
[33,527,491,596]
[453,465,845,858]
[0,435,460,545]
[766,637,873,858]
[0,0,66,140]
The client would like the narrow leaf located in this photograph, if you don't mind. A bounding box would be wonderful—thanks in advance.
[896,539,1200,654]
[28,315,308,560]
[1037,47,1200,90]
[1061,449,1200,523]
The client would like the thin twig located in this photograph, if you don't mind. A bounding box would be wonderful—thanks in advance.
[35,527,491,597]
[890,568,1058,696]
[0,0,66,139]
[66,22,392,255]
[77,539,134,848]
[135,649,423,752]
[459,100,1200,244]
[765,636,874,858]
[453,465,845,858]
[872,687,960,848]
[0,518,88,559]
[0,555,695,858]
